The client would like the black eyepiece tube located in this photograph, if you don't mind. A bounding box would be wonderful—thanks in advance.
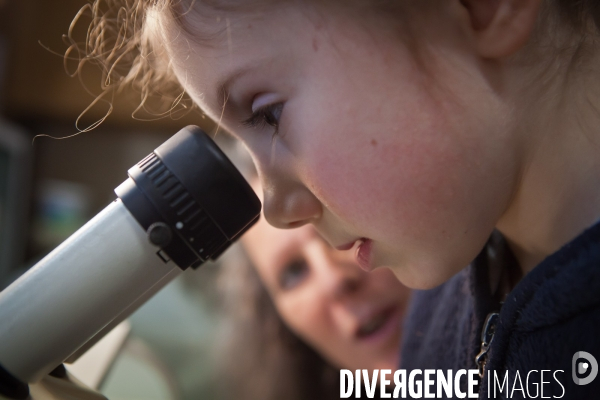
[117,125,262,269]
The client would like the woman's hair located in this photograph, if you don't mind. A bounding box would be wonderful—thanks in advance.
[69,0,600,126]
[557,1,600,32]
[214,244,338,400]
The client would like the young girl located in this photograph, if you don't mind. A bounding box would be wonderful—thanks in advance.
[77,0,600,397]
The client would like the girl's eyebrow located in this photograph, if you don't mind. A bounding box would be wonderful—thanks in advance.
[215,65,256,108]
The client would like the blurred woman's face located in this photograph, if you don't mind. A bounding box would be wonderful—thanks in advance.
[242,207,410,371]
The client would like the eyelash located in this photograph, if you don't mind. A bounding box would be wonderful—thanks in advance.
[279,259,309,290]
[242,103,284,137]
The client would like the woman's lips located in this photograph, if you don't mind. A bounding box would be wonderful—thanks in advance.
[355,305,401,344]
[355,239,373,271]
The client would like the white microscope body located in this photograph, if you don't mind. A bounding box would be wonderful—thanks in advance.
[0,126,261,399]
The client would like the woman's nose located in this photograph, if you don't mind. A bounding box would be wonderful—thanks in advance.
[262,177,322,229]
[314,244,364,299]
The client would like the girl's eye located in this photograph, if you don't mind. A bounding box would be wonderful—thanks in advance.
[279,258,309,290]
[242,102,284,135]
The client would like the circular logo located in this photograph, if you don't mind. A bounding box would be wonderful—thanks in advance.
[572,351,598,385]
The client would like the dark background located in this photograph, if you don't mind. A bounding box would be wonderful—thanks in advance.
[0,2,224,398]
[1,0,216,269]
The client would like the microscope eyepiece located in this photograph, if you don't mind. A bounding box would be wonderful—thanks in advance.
[116,126,261,269]
[0,126,261,388]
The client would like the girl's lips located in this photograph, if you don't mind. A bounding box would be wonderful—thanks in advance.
[355,239,373,271]
[336,241,357,251]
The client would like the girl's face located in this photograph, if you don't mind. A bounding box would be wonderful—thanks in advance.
[241,207,409,371]
[163,2,520,288]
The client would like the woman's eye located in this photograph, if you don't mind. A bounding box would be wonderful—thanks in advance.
[242,102,284,134]
[279,259,309,290]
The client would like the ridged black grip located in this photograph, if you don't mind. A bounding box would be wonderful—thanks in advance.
[135,153,226,258]
[116,126,261,270]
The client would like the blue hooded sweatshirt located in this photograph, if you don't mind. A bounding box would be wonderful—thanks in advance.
[400,221,600,399]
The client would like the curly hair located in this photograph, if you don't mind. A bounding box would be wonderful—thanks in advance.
[66,0,191,129]
[68,0,600,130]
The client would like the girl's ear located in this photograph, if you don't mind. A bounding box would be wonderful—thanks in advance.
[459,0,543,58]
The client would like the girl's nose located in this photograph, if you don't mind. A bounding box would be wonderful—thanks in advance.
[248,140,322,229]
[262,178,322,229]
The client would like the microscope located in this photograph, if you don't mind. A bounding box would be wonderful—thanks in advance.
[0,126,261,399]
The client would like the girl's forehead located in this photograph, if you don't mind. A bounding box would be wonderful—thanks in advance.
[158,10,285,113]
[158,2,380,118]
